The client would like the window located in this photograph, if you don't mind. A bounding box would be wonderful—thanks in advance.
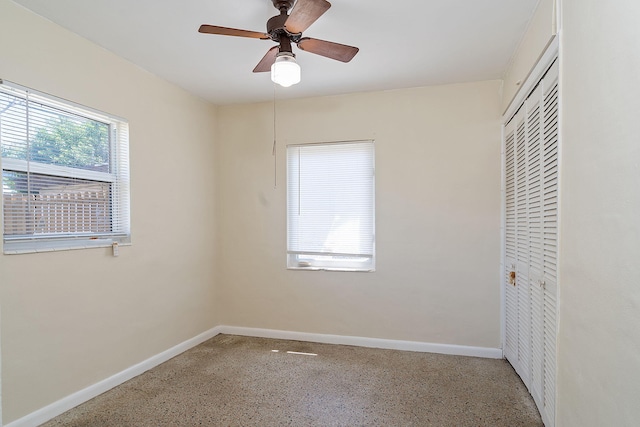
[286,141,375,271]
[1,80,130,254]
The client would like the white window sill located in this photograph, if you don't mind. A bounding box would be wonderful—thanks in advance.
[3,236,131,255]
[288,268,376,272]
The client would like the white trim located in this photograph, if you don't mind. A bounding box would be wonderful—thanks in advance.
[500,122,507,353]
[551,27,563,427]
[218,326,503,359]
[3,236,130,255]
[4,326,222,427]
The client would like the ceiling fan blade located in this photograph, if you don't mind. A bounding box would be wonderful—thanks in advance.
[198,24,269,39]
[297,37,359,62]
[285,0,331,34]
[253,46,280,73]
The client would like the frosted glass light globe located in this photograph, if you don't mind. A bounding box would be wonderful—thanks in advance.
[271,54,301,88]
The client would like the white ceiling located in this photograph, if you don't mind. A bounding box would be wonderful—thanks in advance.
[12,0,539,105]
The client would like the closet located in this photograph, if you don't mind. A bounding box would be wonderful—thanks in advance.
[503,58,558,427]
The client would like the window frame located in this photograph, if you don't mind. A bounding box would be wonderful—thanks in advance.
[286,140,376,272]
[0,79,130,254]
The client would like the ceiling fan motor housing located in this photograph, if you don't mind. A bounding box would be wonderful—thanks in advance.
[267,14,288,35]
[267,0,302,50]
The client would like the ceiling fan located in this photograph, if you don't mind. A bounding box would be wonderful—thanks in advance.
[198,0,359,87]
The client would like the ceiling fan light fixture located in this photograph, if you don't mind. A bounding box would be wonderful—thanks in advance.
[271,53,301,87]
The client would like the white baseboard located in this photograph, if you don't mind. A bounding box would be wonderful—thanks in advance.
[218,326,503,359]
[4,326,223,427]
[5,325,502,427]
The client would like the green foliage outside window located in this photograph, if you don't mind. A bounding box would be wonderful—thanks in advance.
[30,118,109,171]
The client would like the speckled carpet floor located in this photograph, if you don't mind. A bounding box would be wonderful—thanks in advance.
[42,334,542,426]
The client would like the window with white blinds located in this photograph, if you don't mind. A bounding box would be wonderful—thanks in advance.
[0,80,130,254]
[286,141,375,271]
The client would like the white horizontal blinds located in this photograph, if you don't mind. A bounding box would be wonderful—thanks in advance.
[3,171,111,235]
[0,81,129,245]
[0,90,28,160]
[111,122,130,236]
[287,141,374,270]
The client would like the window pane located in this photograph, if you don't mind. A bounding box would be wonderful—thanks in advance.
[287,141,375,271]
[0,93,110,172]
[1,81,129,253]
[30,102,110,172]
[0,92,28,161]
[3,171,111,236]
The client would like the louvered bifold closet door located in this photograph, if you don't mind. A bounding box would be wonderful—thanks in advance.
[525,84,545,411]
[540,60,559,427]
[503,58,559,427]
[503,110,522,364]
[515,111,532,386]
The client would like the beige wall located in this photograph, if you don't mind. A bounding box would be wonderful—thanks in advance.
[502,0,556,112]
[216,81,503,347]
[0,1,219,423]
[3,0,639,425]
[557,0,640,425]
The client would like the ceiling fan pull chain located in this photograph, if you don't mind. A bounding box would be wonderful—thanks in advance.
[273,82,278,189]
